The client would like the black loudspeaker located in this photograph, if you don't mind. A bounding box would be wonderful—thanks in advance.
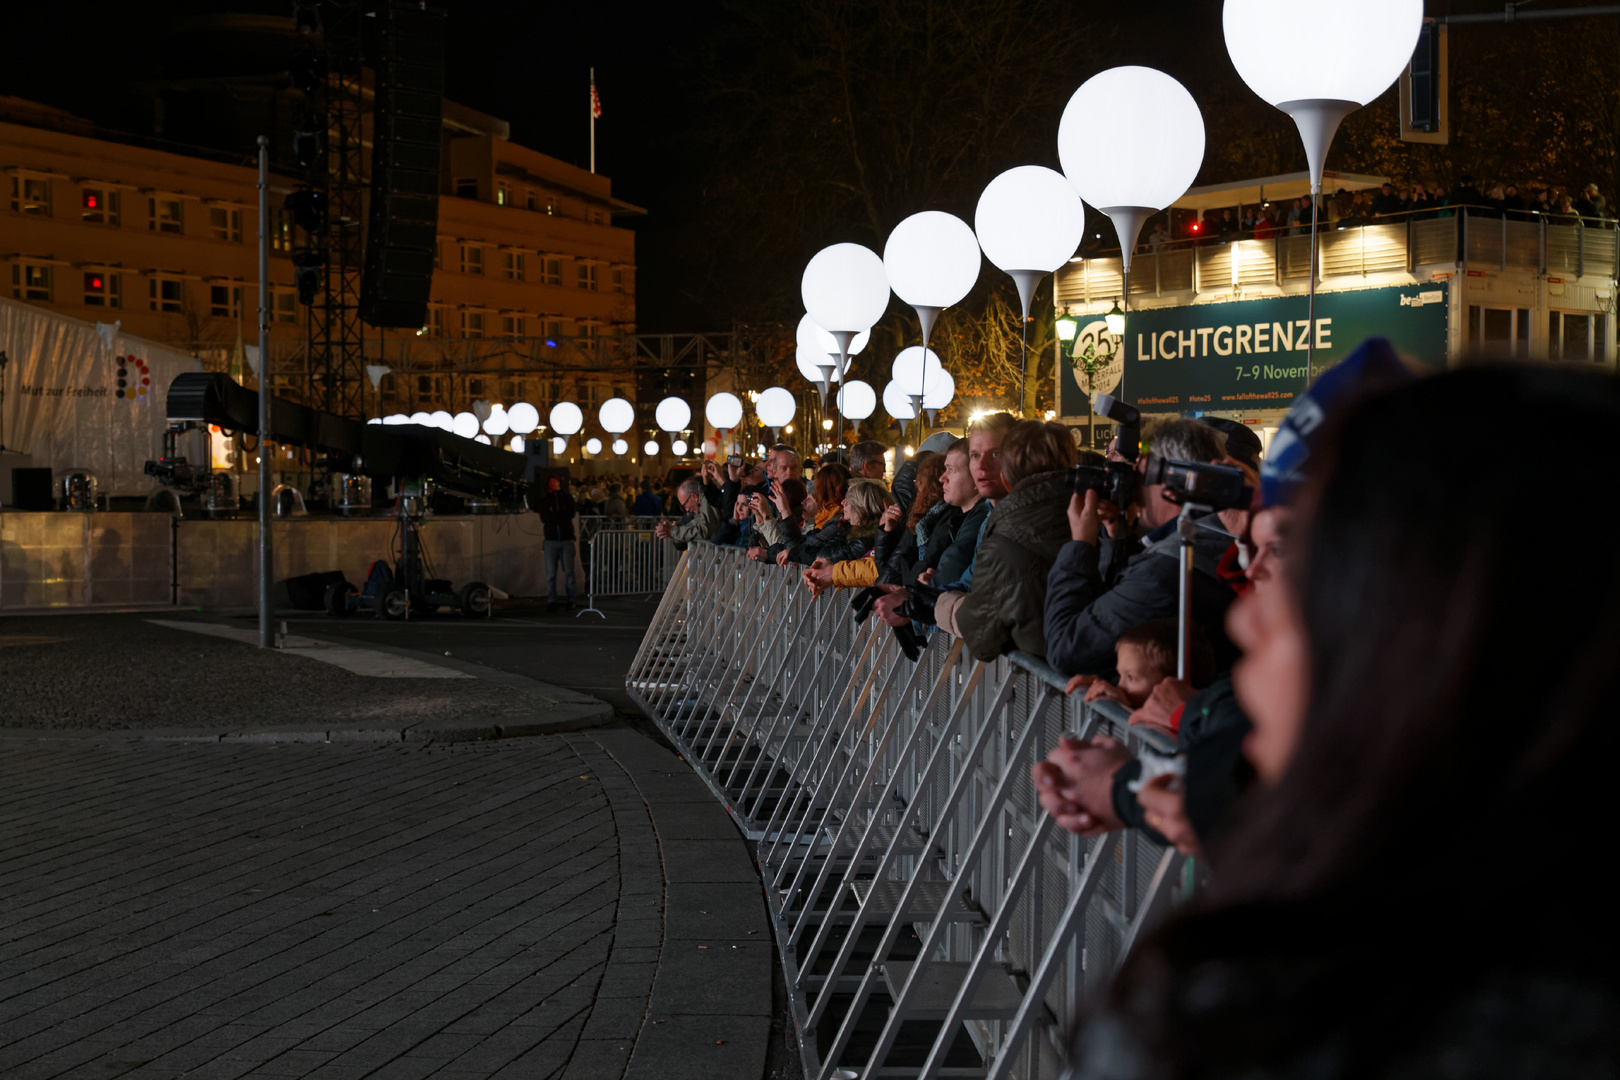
[360,2,445,329]
[10,468,53,511]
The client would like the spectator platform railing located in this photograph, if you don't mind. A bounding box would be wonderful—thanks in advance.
[624,544,1191,1080]
[1058,206,1620,308]
[577,529,679,618]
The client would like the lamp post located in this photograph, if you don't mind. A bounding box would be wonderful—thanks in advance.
[1059,66,1204,385]
[1074,324,1120,452]
[974,166,1086,416]
[1222,0,1422,380]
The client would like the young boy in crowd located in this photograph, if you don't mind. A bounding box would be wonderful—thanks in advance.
[1064,618,1213,734]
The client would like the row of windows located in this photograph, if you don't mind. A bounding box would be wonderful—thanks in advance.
[437,243,628,292]
[421,307,608,342]
[474,178,610,227]
[9,177,244,240]
[9,263,297,320]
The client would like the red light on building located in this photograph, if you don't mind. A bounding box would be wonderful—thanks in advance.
[88,274,103,289]
[84,192,99,209]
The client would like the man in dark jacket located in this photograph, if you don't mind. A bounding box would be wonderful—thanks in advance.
[631,478,662,516]
[1043,419,1237,676]
[535,475,579,611]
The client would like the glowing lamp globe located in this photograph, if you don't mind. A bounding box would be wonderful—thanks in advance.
[1223,0,1421,186]
[1058,66,1205,268]
[599,397,635,434]
[644,439,661,457]
[452,412,480,439]
[548,401,583,436]
[921,367,955,411]
[796,314,870,362]
[612,438,629,455]
[705,392,744,430]
[552,436,568,455]
[483,405,510,437]
[655,396,691,433]
[430,410,454,431]
[585,437,603,455]
[883,211,981,347]
[671,439,689,456]
[835,379,877,421]
[882,380,918,421]
[510,436,525,453]
[755,387,796,429]
[410,411,432,426]
[383,413,408,425]
[801,243,890,341]
[974,166,1086,317]
[507,402,540,434]
[702,439,716,456]
[475,434,491,445]
[367,417,381,425]
[891,346,945,388]
[796,345,845,385]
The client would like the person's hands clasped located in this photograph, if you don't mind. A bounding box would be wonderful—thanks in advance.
[1031,735,1133,837]
[802,558,834,598]
[1136,773,1201,856]
[1067,489,1102,546]
[872,584,909,627]
[654,521,672,540]
[1128,677,1197,737]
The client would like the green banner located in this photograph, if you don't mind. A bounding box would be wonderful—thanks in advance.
[1112,284,1449,411]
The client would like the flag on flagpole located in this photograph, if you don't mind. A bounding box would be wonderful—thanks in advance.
[591,76,602,120]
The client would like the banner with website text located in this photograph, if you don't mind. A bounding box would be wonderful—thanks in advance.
[1116,284,1449,412]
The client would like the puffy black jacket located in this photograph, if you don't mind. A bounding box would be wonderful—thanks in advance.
[791,518,877,565]
[953,471,1072,661]
[934,498,990,588]
[873,499,964,586]
[1043,511,1238,677]
[535,489,577,541]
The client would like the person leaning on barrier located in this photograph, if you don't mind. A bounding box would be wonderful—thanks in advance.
[1062,362,1620,1080]
[1042,418,1240,679]
[751,477,807,556]
[654,476,719,551]
[922,420,1077,660]
[798,478,893,596]
[775,462,850,566]
[735,445,802,558]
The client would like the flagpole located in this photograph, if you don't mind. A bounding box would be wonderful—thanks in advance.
[589,67,596,174]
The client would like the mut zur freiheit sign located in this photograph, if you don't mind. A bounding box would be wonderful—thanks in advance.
[1102,284,1448,412]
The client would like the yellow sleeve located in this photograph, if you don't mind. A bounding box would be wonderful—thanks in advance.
[831,557,878,589]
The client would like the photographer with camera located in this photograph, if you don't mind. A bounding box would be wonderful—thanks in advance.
[1044,416,1240,678]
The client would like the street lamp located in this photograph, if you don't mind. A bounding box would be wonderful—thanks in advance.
[1222,0,1422,378]
[1104,300,1126,339]
[1070,318,1121,452]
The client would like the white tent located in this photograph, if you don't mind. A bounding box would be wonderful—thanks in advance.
[1,296,203,496]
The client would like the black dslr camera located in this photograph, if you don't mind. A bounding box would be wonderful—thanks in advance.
[1068,392,1144,509]
[1140,456,1252,510]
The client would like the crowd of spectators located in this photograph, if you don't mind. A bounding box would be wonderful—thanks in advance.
[661,344,1619,1076]
[1183,175,1613,246]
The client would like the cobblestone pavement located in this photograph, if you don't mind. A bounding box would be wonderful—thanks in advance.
[0,727,770,1080]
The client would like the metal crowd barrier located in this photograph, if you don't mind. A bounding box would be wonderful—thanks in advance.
[577,529,679,618]
[624,543,1193,1080]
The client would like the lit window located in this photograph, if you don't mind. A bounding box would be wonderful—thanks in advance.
[502,251,524,280]
[546,196,557,216]
[10,177,51,215]
[462,310,485,337]
[149,198,183,234]
[149,277,185,312]
[83,271,120,307]
[577,262,598,291]
[541,258,561,286]
[501,314,524,338]
[11,263,53,301]
[210,284,242,318]
[209,206,243,242]
[496,181,511,206]
[82,188,120,225]
[460,245,484,275]
[269,208,295,252]
[454,178,478,199]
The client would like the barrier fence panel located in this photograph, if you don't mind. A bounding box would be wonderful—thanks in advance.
[578,529,679,617]
[625,543,1194,1080]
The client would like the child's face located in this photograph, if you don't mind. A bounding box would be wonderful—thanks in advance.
[1115,643,1170,708]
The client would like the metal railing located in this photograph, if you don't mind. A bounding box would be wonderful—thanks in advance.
[578,528,678,618]
[1057,205,1620,307]
[624,544,1191,1080]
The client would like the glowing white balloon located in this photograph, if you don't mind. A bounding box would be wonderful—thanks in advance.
[383,413,409,425]
[672,439,689,456]
[705,392,743,430]
[702,439,717,456]
[655,396,691,433]
[795,314,870,360]
[612,438,629,455]
[475,434,491,445]
[510,436,525,453]
[796,345,845,385]
[836,379,877,421]
[483,405,510,437]
[755,387,796,428]
[891,346,945,388]
[452,412,480,439]
[548,401,583,436]
[975,165,1088,318]
[883,211,981,309]
[882,380,918,421]
[922,367,955,411]
[430,410,454,431]
[585,437,602,455]
[599,397,635,434]
[367,417,382,425]
[801,243,890,334]
[644,439,661,456]
[410,411,432,426]
[507,401,540,434]
[1224,0,1421,108]
[552,436,568,454]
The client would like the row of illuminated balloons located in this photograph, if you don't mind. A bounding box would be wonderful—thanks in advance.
[794,0,1422,409]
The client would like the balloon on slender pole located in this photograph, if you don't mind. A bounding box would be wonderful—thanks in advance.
[802,244,890,443]
[974,166,1086,415]
[1222,0,1422,380]
[883,211,980,411]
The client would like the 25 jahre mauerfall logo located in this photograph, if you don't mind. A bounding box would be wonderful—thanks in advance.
[116,354,150,400]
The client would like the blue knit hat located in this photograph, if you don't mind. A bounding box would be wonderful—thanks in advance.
[1261,337,1411,507]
